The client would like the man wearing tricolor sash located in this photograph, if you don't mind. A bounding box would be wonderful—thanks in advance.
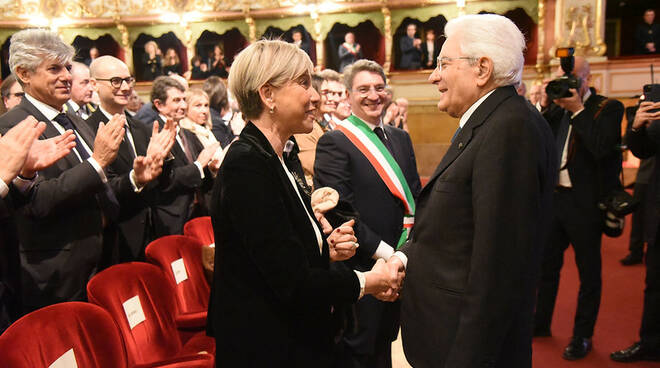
[314,59,421,368]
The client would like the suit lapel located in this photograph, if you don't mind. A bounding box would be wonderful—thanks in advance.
[423,86,517,193]
[128,114,149,156]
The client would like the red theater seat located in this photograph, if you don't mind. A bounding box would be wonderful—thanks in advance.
[183,216,214,246]
[145,235,210,331]
[0,302,127,368]
[87,262,214,367]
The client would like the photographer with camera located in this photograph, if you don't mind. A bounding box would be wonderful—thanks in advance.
[534,54,624,360]
[610,93,660,362]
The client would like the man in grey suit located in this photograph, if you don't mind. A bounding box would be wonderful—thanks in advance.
[387,14,557,368]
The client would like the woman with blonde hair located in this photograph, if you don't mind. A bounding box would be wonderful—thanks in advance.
[162,47,183,76]
[142,40,162,80]
[179,89,218,148]
[206,39,399,367]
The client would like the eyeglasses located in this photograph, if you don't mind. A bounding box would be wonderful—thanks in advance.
[354,84,387,97]
[320,90,344,98]
[435,56,476,72]
[96,76,136,89]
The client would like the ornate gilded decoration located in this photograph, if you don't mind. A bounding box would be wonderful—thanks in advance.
[381,4,392,72]
[553,0,606,57]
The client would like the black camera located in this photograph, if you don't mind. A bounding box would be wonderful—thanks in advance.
[546,48,581,100]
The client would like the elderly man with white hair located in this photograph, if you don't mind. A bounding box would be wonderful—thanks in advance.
[386,14,557,368]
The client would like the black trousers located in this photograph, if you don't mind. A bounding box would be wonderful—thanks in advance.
[629,182,649,257]
[535,190,603,338]
[641,223,660,347]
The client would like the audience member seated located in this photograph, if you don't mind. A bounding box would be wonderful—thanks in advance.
[0,29,126,314]
[292,29,311,56]
[207,44,228,78]
[84,46,99,66]
[66,62,97,119]
[338,32,362,72]
[400,23,422,70]
[421,29,440,69]
[149,76,220,237]
[134,73,191,128]
[87,55,174,263]
[395,97,410,132]
[202,76,234,148]
[635,9,659,54]
[1,74,23,113]
[163,48,183,76]
[529,83,544,109]
[180,89,219,148]
[142,40,163,81]
[125,90,143,117]
[190,55,209,80]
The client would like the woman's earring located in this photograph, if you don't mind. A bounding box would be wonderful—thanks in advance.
[269,105,275,114]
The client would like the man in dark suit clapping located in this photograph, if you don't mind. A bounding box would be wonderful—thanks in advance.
[314,59,421,368]
[388,14,557,368]
[0,29,127,313]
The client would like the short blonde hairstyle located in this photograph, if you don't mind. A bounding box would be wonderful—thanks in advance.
[185,88,209,106]
[228,39,313,120]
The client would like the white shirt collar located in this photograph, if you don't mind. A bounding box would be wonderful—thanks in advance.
[582,88,591,103]
[458,89,496,129]
[358,116,384,131]
[98,105,116,121]
[68,100,81,113]
[24,93,63,122]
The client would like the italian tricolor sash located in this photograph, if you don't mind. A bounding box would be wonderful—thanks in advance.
[336,115,415,249]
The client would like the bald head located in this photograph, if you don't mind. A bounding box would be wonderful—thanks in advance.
[90,55,134,114]
[90,55,129,79]
[70,62,93,106]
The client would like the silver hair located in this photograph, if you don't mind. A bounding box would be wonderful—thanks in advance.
[9,29,74,75]
[445,14,525,87]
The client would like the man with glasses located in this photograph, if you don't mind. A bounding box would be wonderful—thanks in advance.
[1,74,24,112]
[295,69,348,186]
[88,55,175,263]
[314,59,421,368]
[534,56,624,360]
[387,15,556,367]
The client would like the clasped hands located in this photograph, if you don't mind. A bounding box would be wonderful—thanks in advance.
[364,256,405,302]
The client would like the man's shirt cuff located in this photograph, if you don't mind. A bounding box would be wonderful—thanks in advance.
[194,161,205,179]
[129,169,146,193]
[87,157,108,183]
[393,251,408,269]
[354,270,366,299]
[0,178,8,199]
[373,241,394,260]
[12,173,38,194]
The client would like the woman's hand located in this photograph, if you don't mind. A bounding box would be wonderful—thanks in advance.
[364,258,404,302]
[327,219,357,262]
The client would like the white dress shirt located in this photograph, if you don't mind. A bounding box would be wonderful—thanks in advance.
[558,89,591,188]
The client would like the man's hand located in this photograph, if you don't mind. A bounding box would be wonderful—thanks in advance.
[92,113,125,168]
[632,101,660,131]
[133,155,164,185]
[195,142,221,168]
[365,259,402,301]
[553,88,584,114]
[373,256,406,302]
[328,219,357,262]
[21,130,77,178]
[146,120,176,161]
[0,116,45,183]
[646,42,656,53]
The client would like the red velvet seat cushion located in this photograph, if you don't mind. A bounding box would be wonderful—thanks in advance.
[0,302,127,368]
[183,216,214,246]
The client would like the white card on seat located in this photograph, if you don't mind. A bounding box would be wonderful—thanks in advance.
[49,348,78,368]
[122,295,146,329]
[171,258,188,284]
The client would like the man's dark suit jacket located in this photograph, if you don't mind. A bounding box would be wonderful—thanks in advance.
[543,88,624,222]
[133,103,159,127]
[399,36,422,70]
[626,121,660,244]
[399,86,557,368]
[0,98,131,312]
[421,40,441,69]
[86,109,155,261]
[210,107,234,148]
[207,122,360,367]
[151,115,208,237]
[314,123,421,356]
[338,43,363,72]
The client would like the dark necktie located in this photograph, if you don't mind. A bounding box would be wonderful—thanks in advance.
[123,124,137,159]
[451,126,462,143]
[54,113,90,160]
[556,111,571,169]
[178,129,195,163]
[54,113,119,221]
[374,126,394,155]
